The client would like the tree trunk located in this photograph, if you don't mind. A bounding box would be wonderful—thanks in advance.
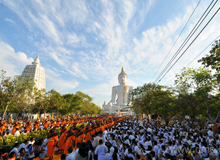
[2,103,10,120]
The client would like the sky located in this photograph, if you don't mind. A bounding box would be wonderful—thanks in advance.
[0,0,220,107]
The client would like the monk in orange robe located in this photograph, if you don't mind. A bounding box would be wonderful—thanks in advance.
[85,129,91,143]
[75,132,85,148]
[58,126,68,151]
[64,128,75,154]
[44,120,48,129]
[12,125,17,135]
[56,119,60,127]
[26,122,31,132]
[91,128,95,136]
[8,114,12,124]
[61,119,65,126]
[51,120,55,128]
[47,128,58,160]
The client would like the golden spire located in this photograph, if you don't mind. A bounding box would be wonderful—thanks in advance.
[121,66,125,72]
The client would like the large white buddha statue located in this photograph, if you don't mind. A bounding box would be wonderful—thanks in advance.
[102,67,133,114]
[110,67,133,105]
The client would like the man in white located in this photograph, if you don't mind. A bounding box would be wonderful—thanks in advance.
[10,143,20,156]
[95,139,108,160]
[153,141,159,156]
[207,128,213,137]
[66,147,75,160]
[14,128,20,137]
[18,140,29,152]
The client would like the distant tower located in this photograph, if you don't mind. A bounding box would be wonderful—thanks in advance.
[21,55,45,90]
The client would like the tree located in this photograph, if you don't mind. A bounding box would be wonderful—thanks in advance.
[75,91,93,103]
[131,83,176,122]
[47,89,64,114]
[175,67,218,122]
[30,88,52,119]
[0,70,34,120]
[60,93,82,115]
[80,102,102,115]
[198,39,220,82]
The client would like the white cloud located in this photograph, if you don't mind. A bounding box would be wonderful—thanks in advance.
[0,41,34,76]
[45,68,79,92]
[4,18,16,25]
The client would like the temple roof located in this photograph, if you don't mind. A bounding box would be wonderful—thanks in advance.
[32,54,41,65]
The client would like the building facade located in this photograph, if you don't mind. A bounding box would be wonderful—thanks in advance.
[21,55,45,90]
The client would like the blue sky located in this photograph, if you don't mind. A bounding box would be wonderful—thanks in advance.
[0,0,220,107]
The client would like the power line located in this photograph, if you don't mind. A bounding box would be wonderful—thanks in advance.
[164,34,220,86]
[157,7,220,84]
[154,0,217,83]
[150,0,202,82]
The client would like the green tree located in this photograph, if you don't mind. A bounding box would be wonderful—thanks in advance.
[30,89,52,119]
[175,67,218,122]
[80,102,102,115]
[0,70,34,120]
[131,83,176,121]
[60,93,82,115]
[47,89,64,114]
[198,39,220,82]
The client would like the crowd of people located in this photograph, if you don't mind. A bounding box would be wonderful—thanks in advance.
[0,116,220,160]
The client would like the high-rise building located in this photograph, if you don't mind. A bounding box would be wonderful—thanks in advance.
[21,55,45,90]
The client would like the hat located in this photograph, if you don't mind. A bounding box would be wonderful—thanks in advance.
[78,142,88,149]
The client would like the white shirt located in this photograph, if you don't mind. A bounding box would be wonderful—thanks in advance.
[10,147,19,156]
[207,130,213,137]
[134,146,139,153]
[18,143,26,152]
[14,131,20,137]
[95,144,108,160]
[124,148,128,156]
[66,152,76,160]
[153,145,159,156]
[127,153,135,160]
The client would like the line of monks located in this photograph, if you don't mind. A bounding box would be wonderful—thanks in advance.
[0,115,113,135]
[46,116,126,159]
[0,115,127,160]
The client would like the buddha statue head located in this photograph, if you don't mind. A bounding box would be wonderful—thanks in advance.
[118,67,128,85]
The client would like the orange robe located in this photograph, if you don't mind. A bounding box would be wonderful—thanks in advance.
[47,133,58,157]
[75,133,85,148]
[26,124,31,132]
[44,122,48,128]
[12,127,16,135]
[51,122,55,127]
[58,129,68,151]
[9,117,12,124]
[56,121,60,127]
[91,130,95,136]
[64,133,75,154]
[85,132,91,142]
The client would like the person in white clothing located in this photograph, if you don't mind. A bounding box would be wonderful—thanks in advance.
[152,141,159,156]
[14,128,20,137]
[207,128,213,137]
[18,140,29,152]
[95,139,108,160]
[66,147,76,160]
[10,143,20,156]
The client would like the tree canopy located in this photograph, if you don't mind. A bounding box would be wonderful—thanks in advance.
[0,70,101,118]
